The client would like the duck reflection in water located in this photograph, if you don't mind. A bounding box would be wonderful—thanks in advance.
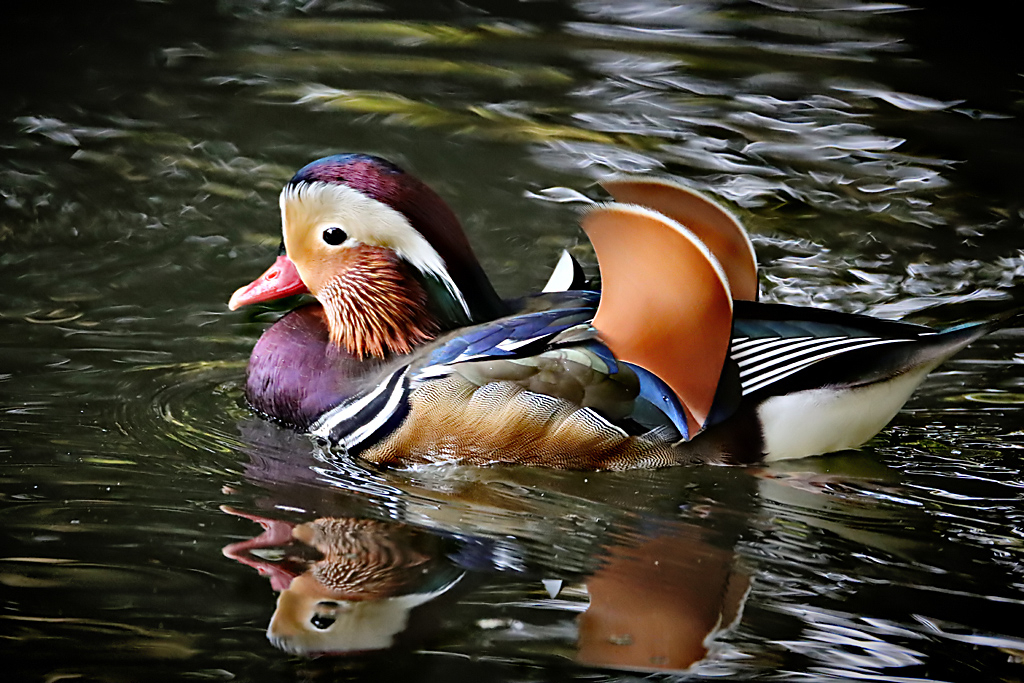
[576,527,749,671]
[223,504,749,671]
[223,510,464,655]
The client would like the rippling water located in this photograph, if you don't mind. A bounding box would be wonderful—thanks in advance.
[3,1,1024,681]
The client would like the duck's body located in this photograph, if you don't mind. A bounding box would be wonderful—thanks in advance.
[231,154,1017,468]
[245,293,1008,466]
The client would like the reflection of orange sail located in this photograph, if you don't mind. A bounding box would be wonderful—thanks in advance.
[578,526,749,672]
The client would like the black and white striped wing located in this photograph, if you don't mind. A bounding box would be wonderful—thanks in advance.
[729,301,934,397]
[730,335,916,396]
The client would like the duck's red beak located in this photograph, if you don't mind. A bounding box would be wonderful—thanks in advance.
[228,255,309,310]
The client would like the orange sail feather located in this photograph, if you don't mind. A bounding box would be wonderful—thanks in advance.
[580,204,734,436]
[601,178,758,301]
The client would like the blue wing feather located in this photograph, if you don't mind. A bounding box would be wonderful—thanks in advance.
[626,362,689,441]
[421,306,597,368]
[587,342,620,375]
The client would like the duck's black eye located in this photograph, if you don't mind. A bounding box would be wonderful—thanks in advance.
[321,227,348,246]
[310,601,339,630]
[310,613,336,630]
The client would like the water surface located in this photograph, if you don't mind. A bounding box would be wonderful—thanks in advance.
[3,1,1024,681]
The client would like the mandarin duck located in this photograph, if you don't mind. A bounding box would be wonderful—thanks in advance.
[229,154,1018,468]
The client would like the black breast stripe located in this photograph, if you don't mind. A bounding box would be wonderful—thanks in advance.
[309,367,411,447]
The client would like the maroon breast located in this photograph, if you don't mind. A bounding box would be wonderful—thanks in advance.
[245,304,388,430]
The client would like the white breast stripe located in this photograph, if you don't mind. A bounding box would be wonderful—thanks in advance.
[739,337,879,379]
[741,338,909,395]
[310,367,403,437]
[343,368,410,449]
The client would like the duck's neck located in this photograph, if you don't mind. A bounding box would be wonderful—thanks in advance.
[319,247,439,359]
[366,170,507,325]
[318,242,509,359]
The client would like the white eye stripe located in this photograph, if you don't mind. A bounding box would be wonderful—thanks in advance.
[282,181,470,318]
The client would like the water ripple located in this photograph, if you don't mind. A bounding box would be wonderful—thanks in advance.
[110,361,250,461]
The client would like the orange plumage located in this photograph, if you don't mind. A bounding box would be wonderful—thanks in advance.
[319,245,438,358]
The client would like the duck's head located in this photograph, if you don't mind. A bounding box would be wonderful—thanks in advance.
[229,154,503,358]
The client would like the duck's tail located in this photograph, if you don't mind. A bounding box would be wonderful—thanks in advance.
[739,305,1021,462]
[887,305,1024,385]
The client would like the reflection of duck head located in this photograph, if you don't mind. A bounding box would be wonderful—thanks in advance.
[268,571,451,655]
[223,511,463,656]
[273,517,463,656]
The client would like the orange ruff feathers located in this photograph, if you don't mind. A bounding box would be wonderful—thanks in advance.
[320,246,438,358]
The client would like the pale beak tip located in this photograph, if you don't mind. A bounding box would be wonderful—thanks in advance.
[228,283,258,311]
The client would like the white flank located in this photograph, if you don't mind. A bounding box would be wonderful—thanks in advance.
[756,364,934,461]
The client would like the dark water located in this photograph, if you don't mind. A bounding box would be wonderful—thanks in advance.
[3,1,1024,681]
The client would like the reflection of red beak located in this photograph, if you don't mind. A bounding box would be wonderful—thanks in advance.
[229,255,309,310]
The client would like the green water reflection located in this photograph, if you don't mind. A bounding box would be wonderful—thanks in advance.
[3,1,1024,681]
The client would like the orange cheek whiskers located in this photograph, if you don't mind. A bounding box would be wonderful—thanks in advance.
[318,247,439,359]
